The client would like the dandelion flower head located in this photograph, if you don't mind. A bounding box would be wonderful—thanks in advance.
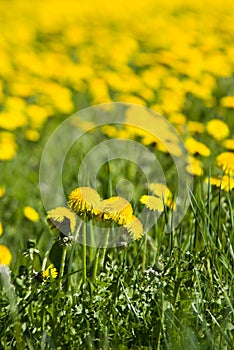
[24,206,39,222]
[140,195,164,212]
[47,207,76,235]
[220,95,234,108]
[101,196,133,225]
[186,156,203,176]
[149,183,173,206]
[68,187,101,217]
[0,186,5,198]
[185,137,211,157]
[123,215,143,240]
[223,139,234,151]
[0,245,12,266]
[41,264,58,281]
[206,119,229,141]
[216,152,234,176]
[187,121,205,134]
[206,175,234,192]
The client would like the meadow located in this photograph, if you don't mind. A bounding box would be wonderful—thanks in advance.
[0,1,234,349]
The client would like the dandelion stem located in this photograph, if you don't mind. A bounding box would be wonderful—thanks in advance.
[68,221,82,289]
[59,246,67,290]
[41,237,54,271]
[142,232,147,272]
[83,221,87,283]
[92,248,101,280]
[100,226,110,268]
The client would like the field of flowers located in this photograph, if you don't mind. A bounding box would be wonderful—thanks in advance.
[0,0,234,349]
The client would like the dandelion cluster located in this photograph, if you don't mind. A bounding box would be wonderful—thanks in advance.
[67,187,143,241]
[0,2,234,346]
[0,1,233,196]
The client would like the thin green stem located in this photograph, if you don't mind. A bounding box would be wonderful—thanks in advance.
[92,247,101,280]
[83,221,87,283]
[59,246,67,290]
[142,232,147,272]
[41,237,54,271]
[99,226,110,268]
[67,221,82,289]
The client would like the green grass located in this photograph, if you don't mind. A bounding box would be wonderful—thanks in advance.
[0,96,234,349]
[1,216,233,349]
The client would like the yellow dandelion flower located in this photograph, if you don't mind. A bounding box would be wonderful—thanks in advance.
[168,113,186,126]
[70,116,95,132]
[220,95,234,108]
[0,221,3,236]
[0,186,5,198]
[159,89,185,114]
[216,152,234,176]
[115,129,132,139]
[151,104,164,116]
[126,105,177,144]
[41,264,58,280]
[203,52,231,77]
[0,131,18,161]
[102,125,119,138]
[148,183,174,207]
[185,156,203,176]
[47,207,76,234]
[206,176,234,192]
[0,245,12,266]
[101,196,133,225]
[68,187,101,217]
[39,82,74,114]
[0,111,27,131]
[223,139,234,150]
[156,139,183,157]
[6,96,26,111]
[139,87,155,102]
[125,125,145,140]
[125,125,146,140]
[123,215,143,240]
[118,94,145,105]
[140,195,164,212]
[156,141,169,154]
[26,105,49,129]
[24,129,40,142]
[141,133,159,146]
[185,137,211,157]
[23,206,39,222]
[10,80,34,97]
[206,119,229,141]
[89,78,110,104]
[187,121,205,134]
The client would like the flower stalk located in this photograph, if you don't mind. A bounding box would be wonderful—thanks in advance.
[59,245,67,290]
